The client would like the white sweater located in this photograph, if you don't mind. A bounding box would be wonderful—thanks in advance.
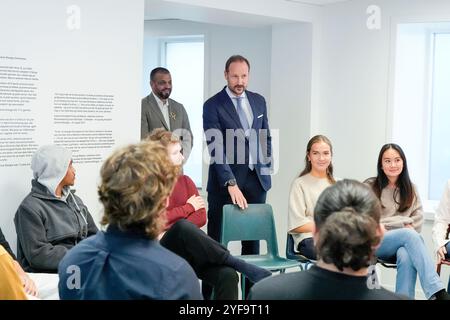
[288,173,331,250]
[432,180,450,253]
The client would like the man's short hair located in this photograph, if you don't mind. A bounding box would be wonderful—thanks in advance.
[98,141,179,239]
[225,55,250,72]
[150,67,170,82]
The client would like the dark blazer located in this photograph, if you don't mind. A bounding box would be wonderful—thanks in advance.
[203,87,272,193]
[141,94,193,160]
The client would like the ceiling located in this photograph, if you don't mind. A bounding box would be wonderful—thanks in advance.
[144,0,298,27]
[284,0,351,5]
[144,0,353,27]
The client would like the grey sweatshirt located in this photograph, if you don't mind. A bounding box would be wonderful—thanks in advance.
[14,145,98,273]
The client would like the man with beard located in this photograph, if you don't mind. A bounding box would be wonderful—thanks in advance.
[203,55,273,298]
[141,67,193,161]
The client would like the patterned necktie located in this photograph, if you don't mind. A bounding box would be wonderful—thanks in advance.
[236,96,250,132]
[236,96,254,170]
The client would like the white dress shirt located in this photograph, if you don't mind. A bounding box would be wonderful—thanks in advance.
[151,92,171,130]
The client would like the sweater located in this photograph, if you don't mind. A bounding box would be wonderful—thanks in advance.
[288,174,331,249]
[432,179,450,252]
[166,175,206,230]
[365,178,423,232]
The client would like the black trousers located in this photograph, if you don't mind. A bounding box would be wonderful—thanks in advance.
[297,237,317,260]
[160,219,238,300]
[207,168,267,297]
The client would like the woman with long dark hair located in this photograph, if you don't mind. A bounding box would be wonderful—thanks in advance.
[365,143,448,300]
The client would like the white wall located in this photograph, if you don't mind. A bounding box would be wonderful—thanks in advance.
[0,0,144,253]
[158,0,320,23]
[268,22,314,254]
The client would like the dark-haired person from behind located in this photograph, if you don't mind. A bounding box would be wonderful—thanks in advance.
[249,180,404,300]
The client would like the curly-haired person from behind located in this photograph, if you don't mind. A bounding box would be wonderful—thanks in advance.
[249,180,404,300]
[58,141,202,299]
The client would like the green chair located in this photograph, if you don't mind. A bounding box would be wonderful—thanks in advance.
[220,203,301,298]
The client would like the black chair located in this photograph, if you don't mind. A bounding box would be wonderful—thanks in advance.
[285,234,315,270]
[377,257,397,269]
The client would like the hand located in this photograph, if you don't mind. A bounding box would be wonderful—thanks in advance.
[13,261,38,297]
[187,195,205,211]
[404,223,414,229]
[21,273,38,297]
[227,185,248,210]
[437,245,447,264]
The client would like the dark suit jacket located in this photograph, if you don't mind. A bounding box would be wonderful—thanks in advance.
[141,94,193,160]
[203,87,272,193]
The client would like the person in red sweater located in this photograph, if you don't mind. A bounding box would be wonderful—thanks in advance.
[165,164,206,230]
[148,129,271,300]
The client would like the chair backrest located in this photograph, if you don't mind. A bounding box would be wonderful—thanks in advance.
[285,233,297,260]
[221,204,279,257]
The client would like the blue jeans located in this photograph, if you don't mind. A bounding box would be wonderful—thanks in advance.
[376,228,444,299]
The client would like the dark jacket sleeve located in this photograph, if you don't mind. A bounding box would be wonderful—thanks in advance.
[203,97,236,186]
[14,204,68,271]
[0,227,16,260]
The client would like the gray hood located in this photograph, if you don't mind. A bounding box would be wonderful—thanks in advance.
[31,145,72,197]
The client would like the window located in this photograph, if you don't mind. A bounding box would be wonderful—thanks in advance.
[428,33,450,200]
[391,23,450,214]
[162,37,204,188]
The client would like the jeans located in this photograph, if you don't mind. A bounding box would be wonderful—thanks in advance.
[376,228,444,299]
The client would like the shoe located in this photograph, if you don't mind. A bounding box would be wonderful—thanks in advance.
[429,289,450,300]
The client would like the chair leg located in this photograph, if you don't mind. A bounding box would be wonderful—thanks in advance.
[305,262,314,270]
[437,263,442,276]
[241,275,246,300]
[280,269,286,274]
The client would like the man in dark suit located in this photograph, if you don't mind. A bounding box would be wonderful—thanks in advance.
[203,55,272,256]
[141,67,193,160]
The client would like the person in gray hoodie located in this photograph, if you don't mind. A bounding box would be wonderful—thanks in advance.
[14,145,98,273]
